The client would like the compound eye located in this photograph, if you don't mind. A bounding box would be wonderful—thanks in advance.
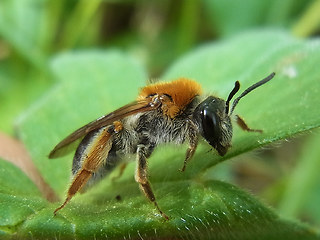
[202,109,221,143]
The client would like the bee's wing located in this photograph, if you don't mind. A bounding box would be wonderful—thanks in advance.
[49,99,160,159]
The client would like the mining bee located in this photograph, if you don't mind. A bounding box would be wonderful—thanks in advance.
[50,72,275,219]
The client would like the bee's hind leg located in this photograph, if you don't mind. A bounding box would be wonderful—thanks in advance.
[135,144,169,220]
[54,126,114,215]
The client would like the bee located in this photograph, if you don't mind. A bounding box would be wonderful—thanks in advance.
[49,72,275,219]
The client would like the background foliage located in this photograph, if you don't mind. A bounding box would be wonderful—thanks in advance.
[1,0,320,239]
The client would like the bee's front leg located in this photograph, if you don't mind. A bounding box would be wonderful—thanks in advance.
[180,121,199,172]
[135,144,169,220]
[235,115,262,133]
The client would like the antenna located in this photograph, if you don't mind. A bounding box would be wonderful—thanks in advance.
[229,72,275,115]
[225,81,240,114]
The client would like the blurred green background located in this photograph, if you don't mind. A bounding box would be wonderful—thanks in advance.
[1,0,320,233]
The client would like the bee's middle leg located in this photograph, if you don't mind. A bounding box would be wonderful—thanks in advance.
[135,144,169,220]
[112,162,128,181]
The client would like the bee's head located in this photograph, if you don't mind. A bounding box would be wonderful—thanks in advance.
[193,96,232,156]
[194,72,275,156]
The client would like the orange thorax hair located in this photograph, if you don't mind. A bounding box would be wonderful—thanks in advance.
[138,78,202,118]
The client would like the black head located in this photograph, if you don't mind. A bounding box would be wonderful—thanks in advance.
[194,72,275,156]
[193,96,232,156]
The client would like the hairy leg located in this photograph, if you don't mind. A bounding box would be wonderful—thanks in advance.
[135,144,169,220]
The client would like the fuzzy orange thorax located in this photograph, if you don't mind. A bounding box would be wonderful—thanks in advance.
[137,78,202,118]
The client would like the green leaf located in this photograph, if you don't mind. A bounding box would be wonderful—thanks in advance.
[203,0,270,37]
[3,30,320,239]
[278,129,320,218]
[0,0,52,133]
[0,0,47,68]
[160,29,320,179]
[6,180,319,240]
[202,0,313,37]
[0,159,47,236]
[0,159,41,197]
[17,50,148,194]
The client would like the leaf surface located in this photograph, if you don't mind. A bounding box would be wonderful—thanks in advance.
[2,30,320,239]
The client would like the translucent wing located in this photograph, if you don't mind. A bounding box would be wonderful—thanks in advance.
[49,99,160,158]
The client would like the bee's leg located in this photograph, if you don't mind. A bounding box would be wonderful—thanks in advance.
[235,115,262,133]
[54,169,93,215]
[112,162,128,181]
[180,122,199,172]
[135,144,169,220]
[54,126,114,215]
